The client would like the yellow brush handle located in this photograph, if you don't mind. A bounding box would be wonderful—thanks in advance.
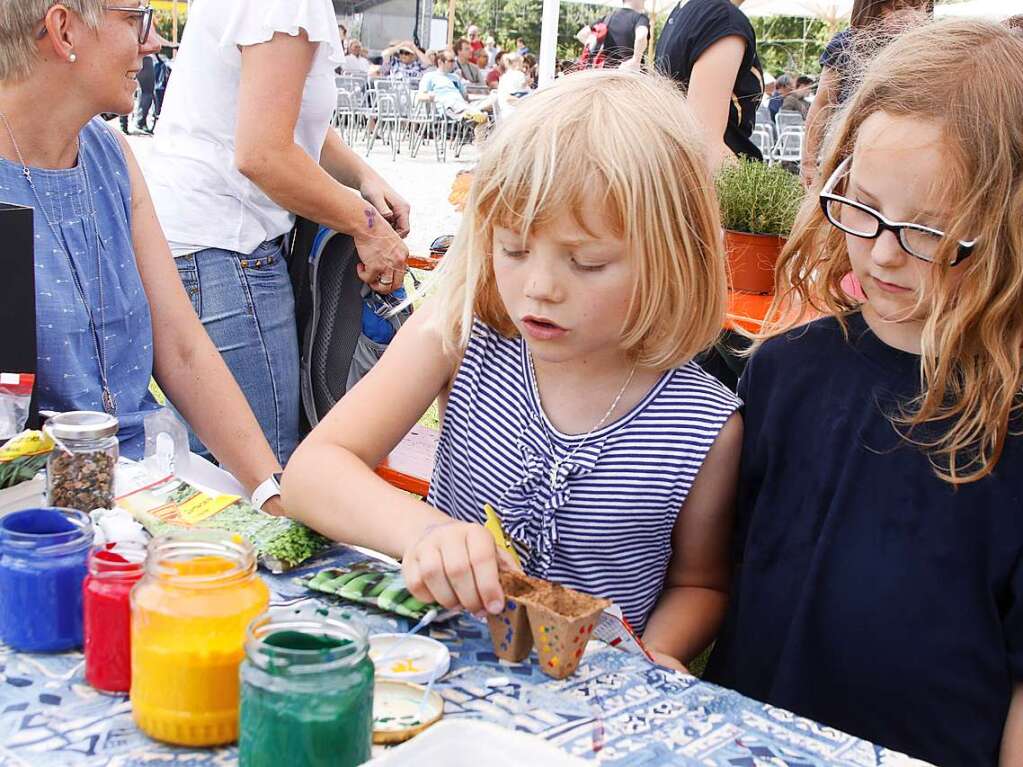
[483,503,521,567]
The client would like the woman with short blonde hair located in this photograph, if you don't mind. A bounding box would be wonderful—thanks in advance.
[0,0,102,80]
[0,1,288,514]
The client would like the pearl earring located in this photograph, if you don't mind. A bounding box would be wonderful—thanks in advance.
[68,52,77,63]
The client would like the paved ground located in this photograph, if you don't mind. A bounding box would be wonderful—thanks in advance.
[123,123,477,257]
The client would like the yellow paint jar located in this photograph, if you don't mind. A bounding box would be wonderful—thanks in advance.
[130,531,269,746]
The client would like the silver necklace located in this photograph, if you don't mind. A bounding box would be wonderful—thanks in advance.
[526,351,637,488]
[0,111,116,415]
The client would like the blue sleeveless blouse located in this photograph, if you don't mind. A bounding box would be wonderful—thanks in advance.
[428,322,741,633]
[0,119,159,458]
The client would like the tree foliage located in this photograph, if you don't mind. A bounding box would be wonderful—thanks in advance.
[154,9,188,45]
[448,0,617,59]
[750,16,841,76]
[441,0,845,74]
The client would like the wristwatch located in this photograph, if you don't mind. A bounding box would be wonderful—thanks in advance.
[251,472,284,513]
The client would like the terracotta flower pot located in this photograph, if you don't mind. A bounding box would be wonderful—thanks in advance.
[486,571,540,663]
[724,230,786,295]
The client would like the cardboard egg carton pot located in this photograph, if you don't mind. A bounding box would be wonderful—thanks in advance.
[486,571,610,679]
[486,571,542,662]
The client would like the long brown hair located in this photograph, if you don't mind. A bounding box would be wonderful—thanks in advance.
[850,0,932,29]
[762,19,1023,484]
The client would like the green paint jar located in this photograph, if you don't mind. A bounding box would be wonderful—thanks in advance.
[239,605,374,767]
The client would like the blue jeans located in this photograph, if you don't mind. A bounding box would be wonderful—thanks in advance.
[175,239,300,466]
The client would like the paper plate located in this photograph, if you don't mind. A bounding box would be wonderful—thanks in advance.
[365,720,590,766]
[373,679,445,745]
[369,633,451,685]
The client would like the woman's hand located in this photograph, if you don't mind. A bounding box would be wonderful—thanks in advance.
[402,520,518,615]
[360,173,411,238]
[353,219,409,294]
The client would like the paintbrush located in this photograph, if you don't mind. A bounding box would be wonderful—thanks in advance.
[372,608,438,665]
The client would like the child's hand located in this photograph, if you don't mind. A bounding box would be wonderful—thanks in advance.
[647,650,689,674]
[402,520,518,615]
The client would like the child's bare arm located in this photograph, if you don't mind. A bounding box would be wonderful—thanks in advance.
[641,412,742,670]
[281,302,510,615]
[1002,684,1023,766]
[281,303,456,557]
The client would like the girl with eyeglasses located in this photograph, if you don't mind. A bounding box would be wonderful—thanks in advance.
[705,19,1023,766]
[0,1,288,514]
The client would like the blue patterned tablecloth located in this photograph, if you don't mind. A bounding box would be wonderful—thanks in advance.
[0,547,925,767]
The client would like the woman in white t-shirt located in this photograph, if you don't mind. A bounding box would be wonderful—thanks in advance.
[342,40,371,74]
[149,0,410,465]
[497,52,529,118]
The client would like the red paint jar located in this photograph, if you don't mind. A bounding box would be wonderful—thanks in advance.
[83,542,146,693]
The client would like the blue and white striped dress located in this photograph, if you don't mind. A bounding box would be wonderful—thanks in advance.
[427,322,741,633]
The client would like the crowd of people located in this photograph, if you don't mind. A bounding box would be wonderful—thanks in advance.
[2,0,1023,765]
[338,32,540,103]
[118,47,172,134]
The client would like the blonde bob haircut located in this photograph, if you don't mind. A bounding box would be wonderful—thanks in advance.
[763,19,1023,485]
[428,68,727,372]
[0,0,103,82]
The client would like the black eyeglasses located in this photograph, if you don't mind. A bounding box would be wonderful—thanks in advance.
[820,156,976,266]
[104,4,154,45]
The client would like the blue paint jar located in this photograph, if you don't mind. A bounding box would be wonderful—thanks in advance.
[0,508,93,651]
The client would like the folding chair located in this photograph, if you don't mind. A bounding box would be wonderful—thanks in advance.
[775,110,805,135]
[772,127,804,167]
[751,125,774,161]
[407,97,448,162]
[366,93,402,161]
[333,90,356,144]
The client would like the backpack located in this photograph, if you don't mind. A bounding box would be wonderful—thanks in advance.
[578,10,620,69]
[578,21,610,69]
[288,219,412,432]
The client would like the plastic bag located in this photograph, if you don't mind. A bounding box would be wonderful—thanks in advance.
[0,429,52,490]
[117,475,330,572]
[0,373,34,440]
[142,408,191,478]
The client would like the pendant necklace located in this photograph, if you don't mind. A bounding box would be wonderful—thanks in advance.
[526,351,637,488]
[0,111,117,415]
[458,341,636,564]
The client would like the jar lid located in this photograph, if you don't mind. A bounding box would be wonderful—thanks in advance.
[372,679,445,745]
[45,411,119,440]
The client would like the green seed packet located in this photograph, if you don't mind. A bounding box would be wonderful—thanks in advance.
[300,559,454,622]
[117,475,330,572]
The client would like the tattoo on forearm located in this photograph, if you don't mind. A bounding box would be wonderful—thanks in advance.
[364,207,376,229]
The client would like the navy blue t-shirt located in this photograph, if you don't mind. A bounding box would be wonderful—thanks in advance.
[705,312,1023,765]
[820,28,854,104]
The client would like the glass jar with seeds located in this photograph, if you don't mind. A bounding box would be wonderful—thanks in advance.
[44,411,119,512]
